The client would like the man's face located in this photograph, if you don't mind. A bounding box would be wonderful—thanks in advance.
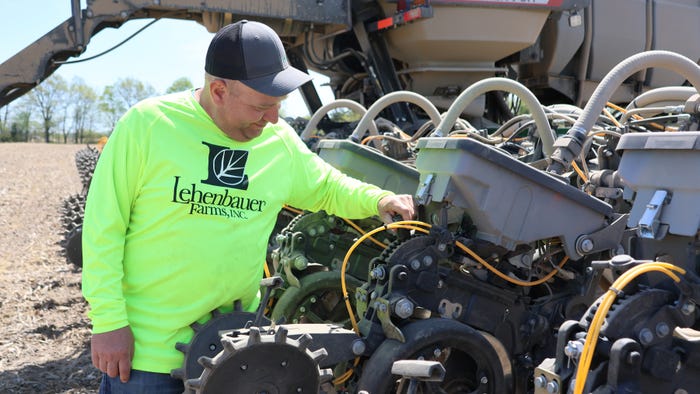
[218,81,286,142]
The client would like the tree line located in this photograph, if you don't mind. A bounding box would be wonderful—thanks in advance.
[0,74,193,144]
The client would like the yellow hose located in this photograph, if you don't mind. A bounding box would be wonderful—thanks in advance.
[573,262,685,394]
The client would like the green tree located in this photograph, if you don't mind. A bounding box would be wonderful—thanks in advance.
[99,77,156,134]
[166,77,193,94]
[13,110,32,142]
[28,74,68,142]
[0,104,8,135]
[98,85,125,132]
[70,78,98,143]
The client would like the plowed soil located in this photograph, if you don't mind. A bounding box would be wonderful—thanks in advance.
[0,143,100,393]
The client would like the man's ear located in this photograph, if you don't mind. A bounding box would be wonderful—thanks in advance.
[209,79,228,105]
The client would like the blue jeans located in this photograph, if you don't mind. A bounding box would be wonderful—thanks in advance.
[99,370,184,394]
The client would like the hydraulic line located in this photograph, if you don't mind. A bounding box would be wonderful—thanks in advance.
[431,77,556,157]
[349,91,442,141]
[619,105,685,125]
[573,262,686,394]
[626,86,698,110]
[300,99,375,142]
[335,220,575,386]
[548,50,700,174]
[340,220,574,333]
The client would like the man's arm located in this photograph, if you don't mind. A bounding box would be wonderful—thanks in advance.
[82,109,145,382]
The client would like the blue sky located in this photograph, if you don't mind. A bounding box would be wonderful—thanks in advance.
[0,1,332,117]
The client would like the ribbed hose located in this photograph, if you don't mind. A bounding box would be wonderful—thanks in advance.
[300,99,374,142]
[432,77,555,157]
[349,90,442,141]
[626,86,698,110]
[573,50,700,138]
[548,50,700,174]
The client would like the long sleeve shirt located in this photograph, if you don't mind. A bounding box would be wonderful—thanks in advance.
[81,90,392,373]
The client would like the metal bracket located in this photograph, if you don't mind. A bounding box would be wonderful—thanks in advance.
[574,213,628,256]
[376,297,405,342]
[415,173,434,205]
[638,190,669,239]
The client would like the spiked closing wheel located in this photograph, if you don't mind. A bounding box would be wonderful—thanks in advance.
[172,305,269,385]
[185,326,332,394]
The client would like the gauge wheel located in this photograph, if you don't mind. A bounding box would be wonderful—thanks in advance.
[357,318,513,394]
[270,270,363,328]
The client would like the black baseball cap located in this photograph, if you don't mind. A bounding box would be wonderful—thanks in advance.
[205,20,312,97]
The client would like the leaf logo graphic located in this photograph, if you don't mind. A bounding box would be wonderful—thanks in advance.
[212,149,248,186]
[201,142,249,190]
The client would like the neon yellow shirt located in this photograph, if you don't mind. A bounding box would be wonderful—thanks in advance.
[82,90,392,373]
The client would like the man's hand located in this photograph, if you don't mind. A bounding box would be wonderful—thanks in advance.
[91,326,134,383]
[377,194,415,224]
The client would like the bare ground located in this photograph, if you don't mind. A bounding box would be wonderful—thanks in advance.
[0,143,100,393]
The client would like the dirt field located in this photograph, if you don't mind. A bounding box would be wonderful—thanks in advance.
[0,143,100,393]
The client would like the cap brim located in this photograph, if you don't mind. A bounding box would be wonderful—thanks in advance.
[241,66,313,97]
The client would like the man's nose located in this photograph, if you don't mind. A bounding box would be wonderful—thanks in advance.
[262,106,279,124]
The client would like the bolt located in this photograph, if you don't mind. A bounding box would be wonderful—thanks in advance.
[579,238,594,253]
[352,339,367,355]
[433,348,442,357]
[438,243,447,252]
[639,328,654,345]
[546,380,559,393]
[674,389,688,394]
[370,267,385,280]
[397,271,408,281]
[209,344,217,351]
[293,255,308,270]
[423,255,433,266]
[410,259,421,270]
[656,322,670,337]
[480,376,488,385]
[309,296,317,304]
[379,303,388,312]
[299,306,306,313]
[681,301,696,315]
[564,340,583,359]
[627,351,641,365]
[535,375,547,388]
[281,360,288,367]
[394,298,414,319]
[120,11,128,19]
[309,228,316,236]
[240,363,248,370]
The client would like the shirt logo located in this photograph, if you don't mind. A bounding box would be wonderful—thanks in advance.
[201,142,249,190]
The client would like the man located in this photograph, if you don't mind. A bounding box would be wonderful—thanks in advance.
[82,20,414,393]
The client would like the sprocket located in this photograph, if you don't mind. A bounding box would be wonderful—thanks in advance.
[171,302,270,388]
[185,326,332,393]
